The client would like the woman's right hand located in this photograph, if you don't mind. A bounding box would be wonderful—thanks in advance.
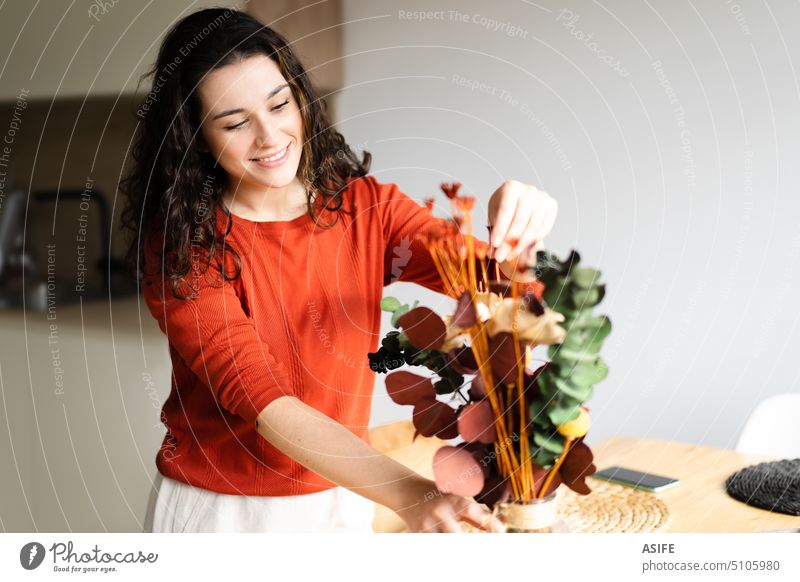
[394,479,506,533]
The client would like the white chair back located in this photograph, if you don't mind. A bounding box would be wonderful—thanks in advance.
[736,394,800,458]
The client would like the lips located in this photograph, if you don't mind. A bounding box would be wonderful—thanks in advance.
[251,144,289,163]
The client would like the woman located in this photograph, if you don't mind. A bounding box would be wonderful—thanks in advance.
[122,8,557,533]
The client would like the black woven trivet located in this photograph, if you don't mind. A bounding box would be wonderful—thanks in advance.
[725,459,800,516]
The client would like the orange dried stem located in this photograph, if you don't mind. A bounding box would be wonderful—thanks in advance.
[538,437,574,499]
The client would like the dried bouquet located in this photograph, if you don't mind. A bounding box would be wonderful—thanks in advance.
[369,183,611,519]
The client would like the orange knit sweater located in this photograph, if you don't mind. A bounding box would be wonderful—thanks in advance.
[142,175,458,495]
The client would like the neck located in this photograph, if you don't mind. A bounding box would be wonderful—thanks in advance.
[223,177,309,221]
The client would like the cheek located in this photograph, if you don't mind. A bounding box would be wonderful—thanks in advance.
[213,132,251,163]
[286,106,305,139]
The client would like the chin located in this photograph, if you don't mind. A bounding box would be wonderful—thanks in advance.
[240,162,298,188]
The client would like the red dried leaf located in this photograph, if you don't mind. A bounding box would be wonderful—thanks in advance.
[474,474,512,509]
[532,463,562,497]
[452,292,477,328]
[523,365,546,400]
[447,346,478,375]
[412,397,458,439]
[398,307,446,351]
[468,374,487,399]
[458,401,497,444]
[385,371,435,406]
[433,445,486,497]
[521,291,545,316]
[488,332,526,386]
[559,440,596,495]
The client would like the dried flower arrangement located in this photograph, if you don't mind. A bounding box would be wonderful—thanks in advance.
[369,182,611,519]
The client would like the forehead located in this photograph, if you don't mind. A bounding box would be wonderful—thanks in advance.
[198,55,287,114]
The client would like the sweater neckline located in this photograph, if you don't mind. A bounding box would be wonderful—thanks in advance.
[217,201,316,232]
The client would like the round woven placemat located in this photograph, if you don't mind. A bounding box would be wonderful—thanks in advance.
[557,480,672,533]
[725,459,800,516]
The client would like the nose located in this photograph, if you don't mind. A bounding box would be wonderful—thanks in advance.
[254,117,280,149]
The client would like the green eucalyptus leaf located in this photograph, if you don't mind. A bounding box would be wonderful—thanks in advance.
[551,347,600,363]
[547,399,582,426]
[564,326,610,354]
[532,448,558,468]
[572,313,610,332]
[558,331,588,351]
[536,373,558,399]
[571,286,599,307]
[548,362,570,378]
[568,358,609,385]
[380,297,401,312]
[533,431,565,455]
[543,276,571,307]
[553,376,593,401]
[529,401,551,427]
[592,315,612,342]
[570,267,601,289]
[572,284,606,308]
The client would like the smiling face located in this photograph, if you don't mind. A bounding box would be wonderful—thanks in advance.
[197,54,306,196]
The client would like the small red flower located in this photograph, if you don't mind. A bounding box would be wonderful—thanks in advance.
[440,182,462,200]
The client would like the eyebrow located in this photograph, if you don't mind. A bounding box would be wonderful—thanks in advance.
[211,84,290,121]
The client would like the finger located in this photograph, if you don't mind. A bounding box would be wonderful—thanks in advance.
[496,196,537,263]
[515,199,555,263]
[489,189,520,252]
[531,197,557,241]
[460,502,506,533]
[522,194,556,244]
[505,209,539,263]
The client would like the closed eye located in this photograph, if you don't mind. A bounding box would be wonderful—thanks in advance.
[223,99,291,131]
[224,120,247,131]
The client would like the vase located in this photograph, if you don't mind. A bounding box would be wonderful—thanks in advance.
[495,492,566,533]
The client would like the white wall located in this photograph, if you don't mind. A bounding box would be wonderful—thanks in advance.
[338,0,800,449]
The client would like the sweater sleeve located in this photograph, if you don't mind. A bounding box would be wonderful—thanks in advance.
[141,239,294,425]
[373,177,450,294]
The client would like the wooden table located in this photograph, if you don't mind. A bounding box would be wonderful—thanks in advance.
[593,436,800,532]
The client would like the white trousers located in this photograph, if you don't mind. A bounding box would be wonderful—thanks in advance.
[143,473,375,533]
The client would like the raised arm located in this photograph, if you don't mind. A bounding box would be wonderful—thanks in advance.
[375,177,555,294]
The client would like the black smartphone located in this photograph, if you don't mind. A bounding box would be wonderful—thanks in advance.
[591,466,680,492]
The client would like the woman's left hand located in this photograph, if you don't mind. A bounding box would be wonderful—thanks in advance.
[487,180,558,264]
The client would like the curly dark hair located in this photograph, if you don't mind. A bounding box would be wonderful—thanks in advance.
[120,7,370,298]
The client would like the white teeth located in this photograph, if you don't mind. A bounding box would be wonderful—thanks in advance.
[254,146,287,162]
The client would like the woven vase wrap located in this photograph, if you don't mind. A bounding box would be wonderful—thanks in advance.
[725,459,800,516]
[496,496,558,531]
